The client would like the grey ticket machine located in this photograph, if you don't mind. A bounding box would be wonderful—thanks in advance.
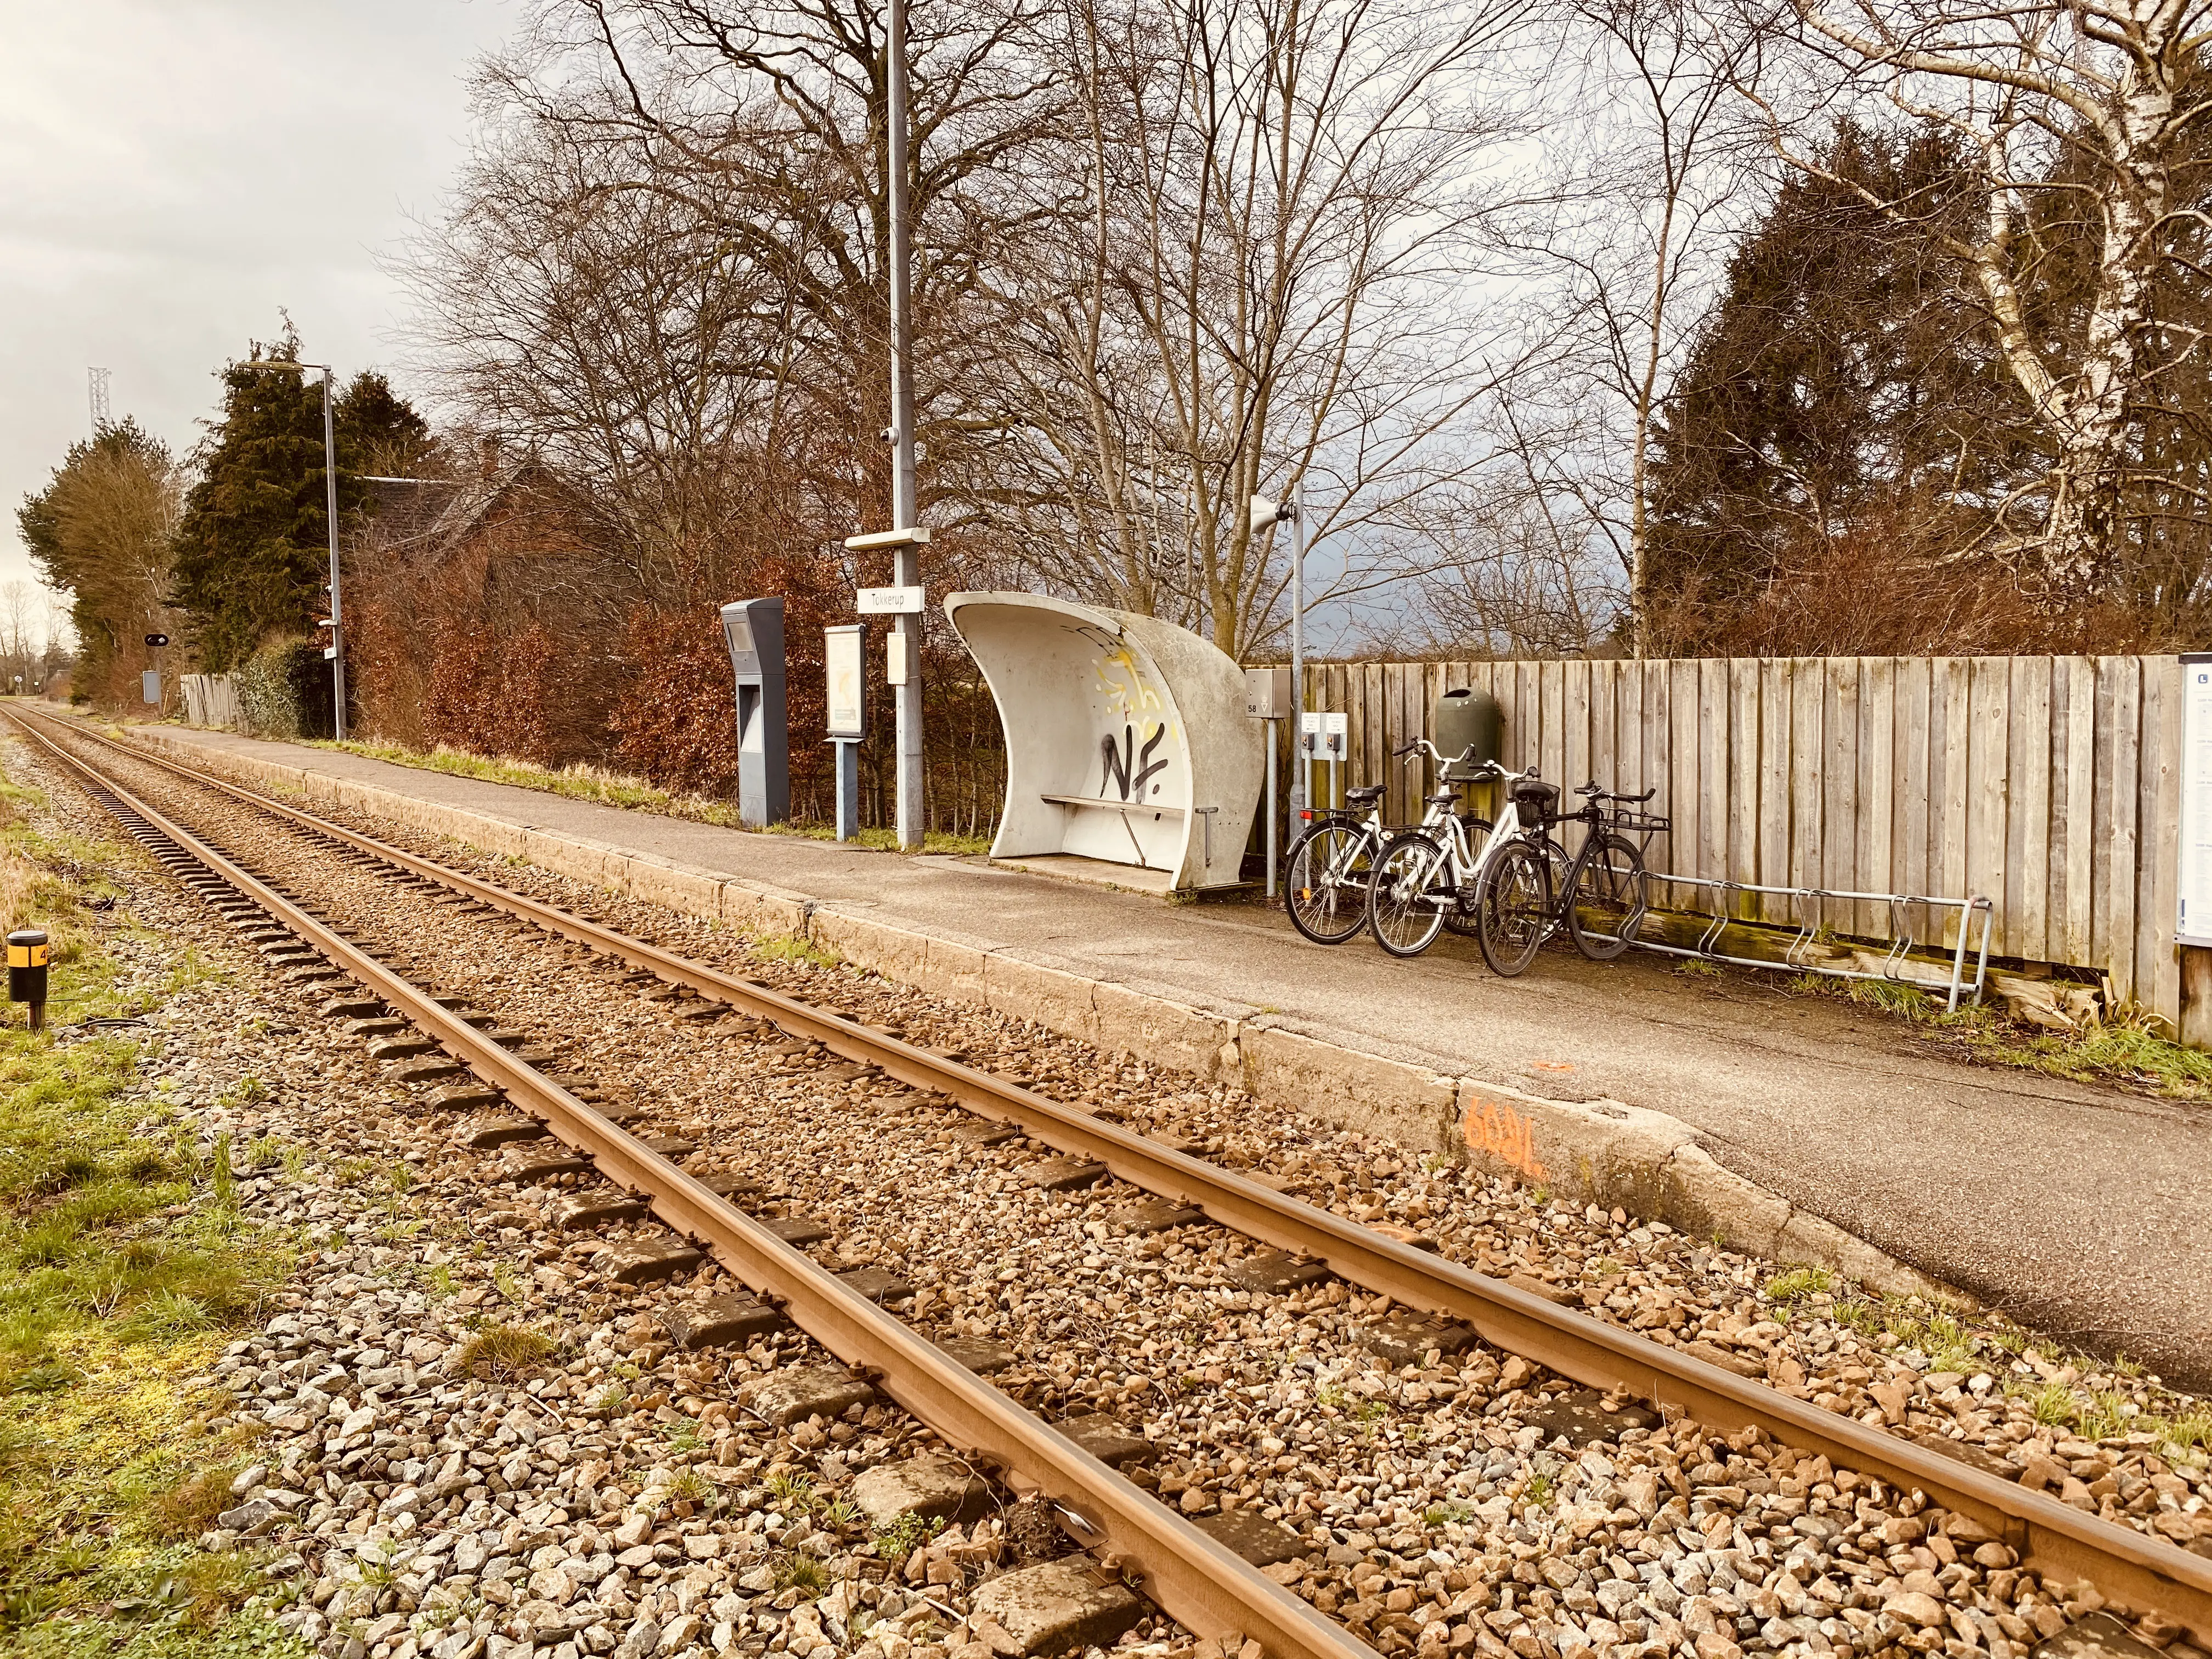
[720,596,789,826]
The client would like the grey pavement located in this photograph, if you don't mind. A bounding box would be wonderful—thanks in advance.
[134,724,2212,1385]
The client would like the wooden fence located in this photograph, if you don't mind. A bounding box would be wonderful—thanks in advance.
[1304,656,2183,1023]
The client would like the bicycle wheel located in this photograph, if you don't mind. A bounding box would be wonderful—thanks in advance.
[1564,832,1649,961]
[1442,816,1493,936]
[1286,822,1375,946]
[1367,832,1449,958]
[1476,839,1549,977]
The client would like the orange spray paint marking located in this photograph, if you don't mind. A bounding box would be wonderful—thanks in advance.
[1462,1091,1548,1182]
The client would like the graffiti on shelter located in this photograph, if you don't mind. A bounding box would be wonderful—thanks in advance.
[1463,1090,1548,1182]
[1101,723,1169,801]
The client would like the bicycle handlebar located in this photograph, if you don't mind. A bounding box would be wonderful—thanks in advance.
[1576,780,1657,803]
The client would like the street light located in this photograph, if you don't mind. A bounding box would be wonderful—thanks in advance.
[1250,481,1307,809]
[240,358,347,742]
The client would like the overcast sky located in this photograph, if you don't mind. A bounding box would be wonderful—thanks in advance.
[0,0,520,602]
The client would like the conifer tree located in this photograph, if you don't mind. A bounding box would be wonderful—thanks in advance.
[170,332,428,672]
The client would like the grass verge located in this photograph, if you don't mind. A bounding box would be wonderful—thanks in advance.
[1786,970,2212,1100]
[0,754,304,1656]
[295,736,992,855]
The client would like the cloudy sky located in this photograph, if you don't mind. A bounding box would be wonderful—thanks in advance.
[0,0,520,601]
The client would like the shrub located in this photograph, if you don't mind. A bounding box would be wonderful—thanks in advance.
[233,638,336,740]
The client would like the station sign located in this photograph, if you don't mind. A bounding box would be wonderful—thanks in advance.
[856,586,926,616]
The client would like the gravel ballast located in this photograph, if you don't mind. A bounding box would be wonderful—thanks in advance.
[18,729,2210,1659]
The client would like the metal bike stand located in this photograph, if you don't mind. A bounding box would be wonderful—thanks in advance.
[1628,872,1995,1011]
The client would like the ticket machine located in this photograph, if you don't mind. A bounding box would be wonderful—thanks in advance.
[720,596,789,826]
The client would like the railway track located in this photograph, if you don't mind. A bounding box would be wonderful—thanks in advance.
[10,704,2208,1657]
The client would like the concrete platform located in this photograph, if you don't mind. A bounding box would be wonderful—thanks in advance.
[88,720,2212,1384]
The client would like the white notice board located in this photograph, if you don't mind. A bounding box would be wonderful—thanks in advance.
[825,624,866,740]
[2181,654,2212,945]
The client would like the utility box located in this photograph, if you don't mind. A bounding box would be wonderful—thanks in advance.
[720,596,789,826]
[1432,687,1502,780]
[1245,666,1291,719]
[141,670,160,706]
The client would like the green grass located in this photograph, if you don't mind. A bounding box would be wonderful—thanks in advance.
[1785,966,2212,1100]
[1763,1265,1836,1304]
[872,1510,945,1561]
[309,738,991,855]
[450,1324,555,1381]
[772,1553,830,1594]
[1955,1008,2212,1099]
[754,934,842,972]
[0,748,305,1656]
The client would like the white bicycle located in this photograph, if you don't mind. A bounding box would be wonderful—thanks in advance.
[1365,759,1552,960]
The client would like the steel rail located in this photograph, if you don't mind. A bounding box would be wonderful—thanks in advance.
[22,708,2212,1641]
[8,710,1384,1659]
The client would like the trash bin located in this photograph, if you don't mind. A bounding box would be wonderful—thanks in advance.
[1432,688,1502,779]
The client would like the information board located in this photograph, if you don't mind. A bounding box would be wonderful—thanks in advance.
[825,624,866,740]
[2181,654,2212,945]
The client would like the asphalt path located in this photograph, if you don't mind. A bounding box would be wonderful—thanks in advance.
[129,725,2212,1386]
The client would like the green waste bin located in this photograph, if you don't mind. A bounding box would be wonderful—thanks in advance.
[1432,688,1502,780]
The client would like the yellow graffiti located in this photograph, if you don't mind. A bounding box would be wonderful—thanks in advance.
[1093,647,1164,719]
[1462,1091,1548,1182]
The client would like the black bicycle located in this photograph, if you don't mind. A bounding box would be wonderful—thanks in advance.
[1475,779,1661,977]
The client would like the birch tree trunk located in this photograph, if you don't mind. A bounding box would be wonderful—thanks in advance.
[1788,0,2208,602]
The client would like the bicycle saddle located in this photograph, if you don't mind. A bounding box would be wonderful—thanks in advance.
[1511,779,1560,810]
[1345,785,1386,805]
[1424,789,1462,807]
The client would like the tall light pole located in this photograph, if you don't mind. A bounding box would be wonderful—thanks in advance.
[886,0,923,849]
[244,359,347,742]
[1251,483,1307,810]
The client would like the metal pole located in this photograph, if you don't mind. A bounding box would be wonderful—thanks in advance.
[320,367,347,743]
[836,740,860,842]
[887,0,923,849]
[1265,724,1279,899]
[1289,479,1307,814]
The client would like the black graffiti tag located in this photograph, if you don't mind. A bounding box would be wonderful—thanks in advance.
[1100,723,1169,800]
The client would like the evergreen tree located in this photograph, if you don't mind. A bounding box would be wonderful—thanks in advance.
[170,332,430,672]
[1645,111,2212,651]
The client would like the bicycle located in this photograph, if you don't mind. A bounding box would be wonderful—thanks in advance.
[1283,782,1393,945]
[1474,779,1661,976]
[1364,755,1536,959]
[1285,738,1478,944]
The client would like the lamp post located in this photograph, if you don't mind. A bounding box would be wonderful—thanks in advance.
[1250,484,1308,810]
[886,0,923,848]
[241,358,347,741]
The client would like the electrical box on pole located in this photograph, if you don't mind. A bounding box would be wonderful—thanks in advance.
[720,597,789,827]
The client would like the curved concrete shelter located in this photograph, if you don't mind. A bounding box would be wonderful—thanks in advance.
[945,592,1262,893]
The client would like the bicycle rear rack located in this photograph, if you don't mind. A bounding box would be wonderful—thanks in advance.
[1629,872,1994,1012]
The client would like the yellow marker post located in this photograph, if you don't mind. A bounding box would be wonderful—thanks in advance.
[8,928,48,1031]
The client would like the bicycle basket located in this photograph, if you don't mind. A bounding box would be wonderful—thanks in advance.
[1510,779,1560,820]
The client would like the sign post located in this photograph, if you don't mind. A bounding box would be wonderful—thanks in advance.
[825,624,867,843]
[2179,657,2212,1044]
[845,528,930,849]
[1245,667,1290,896]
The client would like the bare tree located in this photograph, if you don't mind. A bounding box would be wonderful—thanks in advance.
[994,0,1535,660]
[1486,0,1771,654]
[1763,0,2212,600]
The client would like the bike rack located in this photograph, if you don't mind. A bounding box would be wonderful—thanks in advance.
[1627,872,1995,1012]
